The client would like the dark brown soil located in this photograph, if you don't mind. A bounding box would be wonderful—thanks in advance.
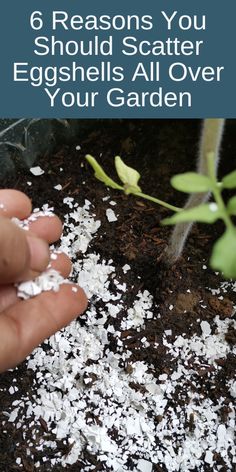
[0,119,236,472]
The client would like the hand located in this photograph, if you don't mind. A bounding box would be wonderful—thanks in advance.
[0,189,87,372]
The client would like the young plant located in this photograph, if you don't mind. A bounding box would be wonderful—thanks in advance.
[165,119,225,265]
[85,153,236,279]
[162,152,236,279]
[85,154,181,213]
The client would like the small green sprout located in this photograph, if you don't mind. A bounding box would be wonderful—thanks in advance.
[85,152,236,279]
[115,156,141,194]
[162,152,236,278]
[85,155,123,190]
[85,154,181,213]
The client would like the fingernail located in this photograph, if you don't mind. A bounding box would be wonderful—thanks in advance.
[27,236,50,272]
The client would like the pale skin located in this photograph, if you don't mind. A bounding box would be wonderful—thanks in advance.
[0,189,88,373]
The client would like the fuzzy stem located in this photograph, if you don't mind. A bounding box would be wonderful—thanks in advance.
[165,119,226,264]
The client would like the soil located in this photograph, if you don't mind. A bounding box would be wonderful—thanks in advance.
[0,119,236,472]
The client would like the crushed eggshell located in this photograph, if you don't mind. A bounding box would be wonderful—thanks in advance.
[4,196,236,472]
[30,166,45,176]
[106,208,118,222]
[17,270,65,300]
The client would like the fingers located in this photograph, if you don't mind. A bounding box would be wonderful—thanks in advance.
[0,205,64,284]
[0,191,52,283]
[0,189,62,244]
[0,286,18,313]
[49,252,72,276]
[26,235,50,274]
[0,190,32,219]
[0,252,72,312]
[0,217,50,284]
[0,284,88,372]
[0,189,87,374]
[28,215,63,243]
[20,215,64,279]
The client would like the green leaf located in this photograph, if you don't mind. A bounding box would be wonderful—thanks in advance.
[85,155,123,190]
[227,196,236,216]
[222,170,236,189]
[171,172,212,193]
[210,229,236,278]
[162,203,222,225]
[115,156,141,193]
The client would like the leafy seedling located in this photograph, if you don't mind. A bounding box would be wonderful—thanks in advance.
[86,152,236,279]
[85,155,180,213]
[162,152,236,279]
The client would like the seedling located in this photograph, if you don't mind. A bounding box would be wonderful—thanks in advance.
[163,152,236,279]
[166,119,225,264]
[86,152,236,279]
[86,154,180,213]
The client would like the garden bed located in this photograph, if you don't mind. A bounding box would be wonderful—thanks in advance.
[0,120,236,472]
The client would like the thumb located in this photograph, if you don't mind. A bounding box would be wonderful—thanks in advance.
[0,217,50,284]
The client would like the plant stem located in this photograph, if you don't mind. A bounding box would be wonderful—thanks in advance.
[133,191,181,213]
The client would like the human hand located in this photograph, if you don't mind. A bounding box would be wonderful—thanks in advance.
[0,189,87,372]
